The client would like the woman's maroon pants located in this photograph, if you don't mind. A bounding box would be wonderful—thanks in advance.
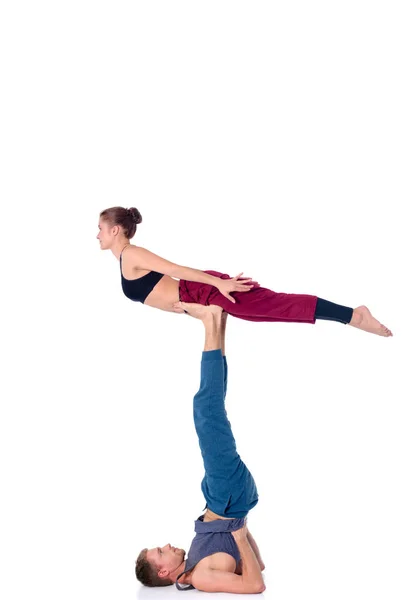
[179,270,318,324]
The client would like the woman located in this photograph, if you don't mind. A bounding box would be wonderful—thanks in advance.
[96,206,392,336]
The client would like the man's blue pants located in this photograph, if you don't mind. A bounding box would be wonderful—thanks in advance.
[193,349,259,518]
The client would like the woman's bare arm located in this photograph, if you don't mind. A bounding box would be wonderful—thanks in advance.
[124,246,255,304]
[126,246,224,286]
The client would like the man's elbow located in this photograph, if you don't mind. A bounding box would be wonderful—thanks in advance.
[248,580,266,594]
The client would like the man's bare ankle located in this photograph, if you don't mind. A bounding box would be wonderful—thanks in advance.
[203,313,221,325]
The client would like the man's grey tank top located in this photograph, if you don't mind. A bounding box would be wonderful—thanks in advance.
[175,515,244,591]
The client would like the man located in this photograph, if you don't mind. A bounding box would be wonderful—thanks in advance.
[135,303,266,594]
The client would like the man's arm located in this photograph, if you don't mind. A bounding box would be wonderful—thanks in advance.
[236,530,265,573]
[246,529,265,571]
[233,527,265,591]
[192,568,265,594]
[191,523,265,594]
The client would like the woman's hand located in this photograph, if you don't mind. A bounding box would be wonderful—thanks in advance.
[218,273,258,304]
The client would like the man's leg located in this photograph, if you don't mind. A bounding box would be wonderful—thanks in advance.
[221,311,228,399]
[186,304,258,518]
[221,310,227,356]
[201,306,223,351]
[218,310,263,566]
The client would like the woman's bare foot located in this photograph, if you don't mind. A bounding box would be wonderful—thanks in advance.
[349,305,393,337]
[174,301,223,321]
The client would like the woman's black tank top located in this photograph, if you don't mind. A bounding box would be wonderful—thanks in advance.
[119,253,164,303]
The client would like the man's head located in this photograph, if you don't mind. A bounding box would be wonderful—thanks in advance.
[135,543,186,587]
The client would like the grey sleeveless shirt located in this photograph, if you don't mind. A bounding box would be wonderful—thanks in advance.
[175,515,244,591]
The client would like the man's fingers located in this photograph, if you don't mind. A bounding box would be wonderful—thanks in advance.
[173,300,190,314]
[173,305,185,313]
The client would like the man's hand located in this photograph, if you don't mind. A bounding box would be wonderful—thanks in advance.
[231,520,248,542]
[246,529,265,572]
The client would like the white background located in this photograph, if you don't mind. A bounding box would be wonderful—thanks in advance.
[1,2,411,600]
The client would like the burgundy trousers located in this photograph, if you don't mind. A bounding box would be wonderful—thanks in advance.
[179,270,318,324]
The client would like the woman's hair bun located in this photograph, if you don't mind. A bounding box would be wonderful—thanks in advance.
[128,207,142,225]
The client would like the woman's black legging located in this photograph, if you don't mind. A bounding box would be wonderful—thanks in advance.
[315,298,354,324]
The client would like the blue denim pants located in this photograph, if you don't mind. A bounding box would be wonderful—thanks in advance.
[193,349,259,518]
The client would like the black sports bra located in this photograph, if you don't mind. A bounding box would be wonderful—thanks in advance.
[119,253,164,303]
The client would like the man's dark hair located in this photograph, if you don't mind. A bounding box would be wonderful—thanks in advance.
[135,548,173,587]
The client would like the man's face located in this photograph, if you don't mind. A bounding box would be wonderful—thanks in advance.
[146,543,186,578]
[96,218,116,250]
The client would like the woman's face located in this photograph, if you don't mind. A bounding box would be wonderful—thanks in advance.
[96,218,115,250]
